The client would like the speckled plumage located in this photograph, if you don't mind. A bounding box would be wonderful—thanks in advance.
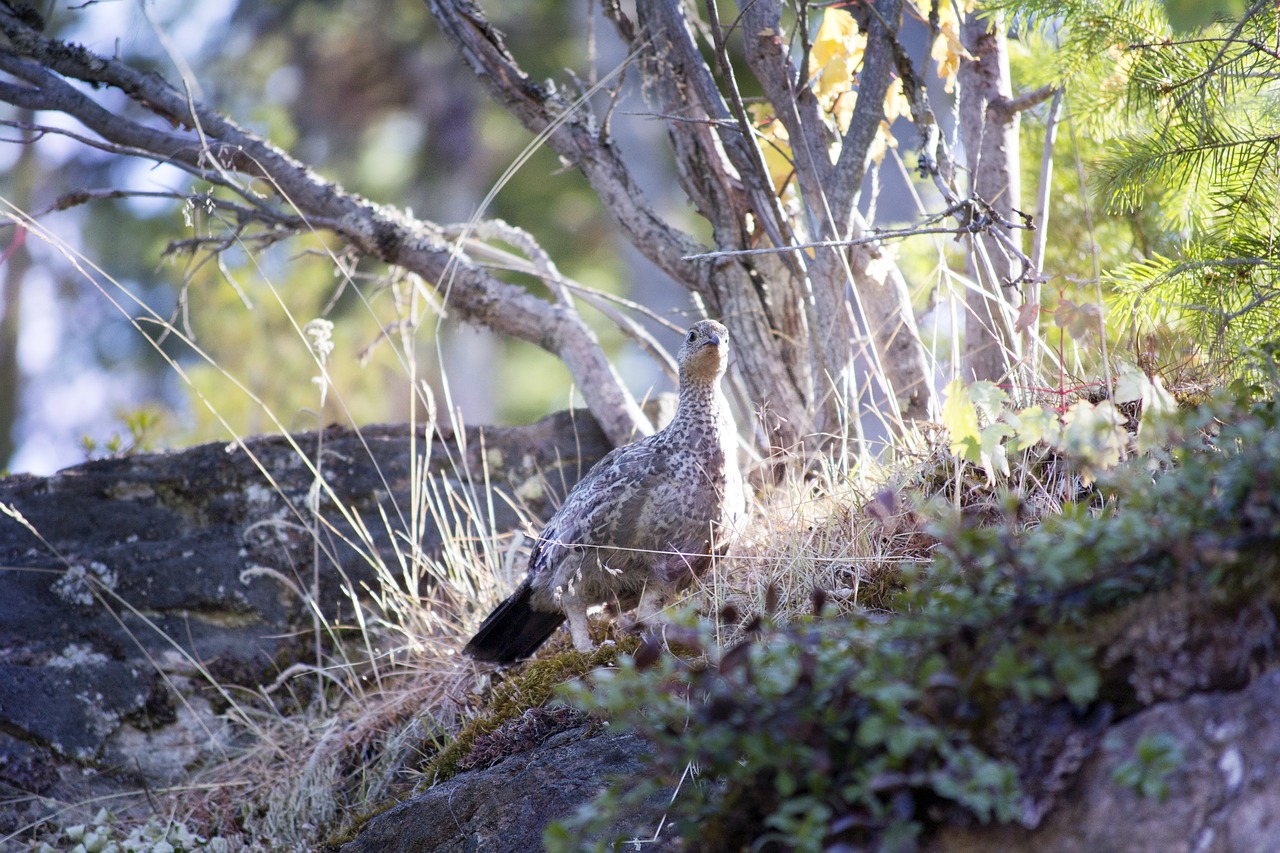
[464,320,745,663]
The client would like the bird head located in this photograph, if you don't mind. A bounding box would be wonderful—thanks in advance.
[677,319,730,385]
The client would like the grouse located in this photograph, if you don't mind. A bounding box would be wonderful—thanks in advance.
[464,319,745,663]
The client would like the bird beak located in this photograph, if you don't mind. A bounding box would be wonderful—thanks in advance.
[705,332,722,347]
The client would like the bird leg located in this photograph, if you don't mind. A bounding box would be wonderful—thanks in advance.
[635,582,671,624]
[562,591,594,652]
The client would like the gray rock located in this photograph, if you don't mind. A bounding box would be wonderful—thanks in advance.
[338,731,654,853]
[101,685,233,784]
[0,658,148,762]
[0,412,612,831]
[929,668,1280,853]
[337,670,1280,853]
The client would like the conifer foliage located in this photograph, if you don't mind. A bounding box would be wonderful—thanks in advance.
[1017,0,1280,358]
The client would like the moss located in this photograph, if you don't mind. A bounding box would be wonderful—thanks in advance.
[319,633,640,850]
[421,633,640,788]
[319,796,402,851]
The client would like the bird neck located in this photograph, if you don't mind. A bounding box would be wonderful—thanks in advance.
[674,376,723,426]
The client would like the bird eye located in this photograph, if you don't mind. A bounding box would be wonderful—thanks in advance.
[686,330,697,343]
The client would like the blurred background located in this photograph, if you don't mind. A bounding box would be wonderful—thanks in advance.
[0,0,1255,474]
[0,0,705,474]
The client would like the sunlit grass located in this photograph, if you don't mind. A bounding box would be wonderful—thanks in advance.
[0,197,1088,851]
[0,58,1163,846]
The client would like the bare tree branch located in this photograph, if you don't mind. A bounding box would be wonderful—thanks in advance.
[703,0,802,259]
[736,0,836,225]
[1001,84,1057,116]
[425,0,708,292]
[0,9,651,445]
[596,0,816,451]
[734,0,932,427]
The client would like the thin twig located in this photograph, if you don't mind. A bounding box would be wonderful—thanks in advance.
[1000,84,1058,116]
[681,228,964,261]
[681,196,1034,265]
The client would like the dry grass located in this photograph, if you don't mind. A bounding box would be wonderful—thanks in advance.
[6,344,1093,853]
[133,425,954,850]
[3,151,1126,852]
[158,428,529,850]
[711,468,929,628]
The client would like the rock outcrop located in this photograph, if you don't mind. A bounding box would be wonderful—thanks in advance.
[0,412,612,835]
[929,668,1280,853]
[333,669,1280,853]
[5,405,1280,851]
[336,730,654,853]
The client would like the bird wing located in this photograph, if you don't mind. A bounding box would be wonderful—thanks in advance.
[527,440,672,579]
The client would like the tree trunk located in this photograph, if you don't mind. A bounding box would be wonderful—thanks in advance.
[637,0,934,450]
[958,13,1022,384]
[0,112,34,469]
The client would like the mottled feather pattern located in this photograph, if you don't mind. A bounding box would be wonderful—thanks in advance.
[464,320,745,662]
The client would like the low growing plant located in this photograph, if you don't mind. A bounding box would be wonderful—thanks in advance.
[30,810,230,853]
[550,387,1280,851]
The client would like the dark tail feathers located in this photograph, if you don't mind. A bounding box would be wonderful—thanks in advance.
[464,582,565,664]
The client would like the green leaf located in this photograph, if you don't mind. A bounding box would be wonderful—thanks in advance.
[977,422,1015,484]
[856,713,888,747]
[1059,400,1129,482]
[942,378,981,457]
[1050,645,1101,707]
[942,379,1014,482]
[968,380,1011,419]
[1007,405,1061,451]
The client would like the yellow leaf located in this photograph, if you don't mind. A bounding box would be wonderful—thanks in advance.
[863,79,912,164]
[760,133,795,194]
[932,20,972,94]
[941,377,980,456]
[833,90,857,134]
[749,103,794,195]
[921,0,974,94]
[912,0,977,19]
[808,9,864,105]
[883,77,911,123]
[869,119,899,164]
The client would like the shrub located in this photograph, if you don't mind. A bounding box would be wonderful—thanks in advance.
[551,388,1280,851]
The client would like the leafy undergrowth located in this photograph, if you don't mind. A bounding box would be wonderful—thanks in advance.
[544,389,1280,852]
[317,379,1280,853]
[19,370,1278,853]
